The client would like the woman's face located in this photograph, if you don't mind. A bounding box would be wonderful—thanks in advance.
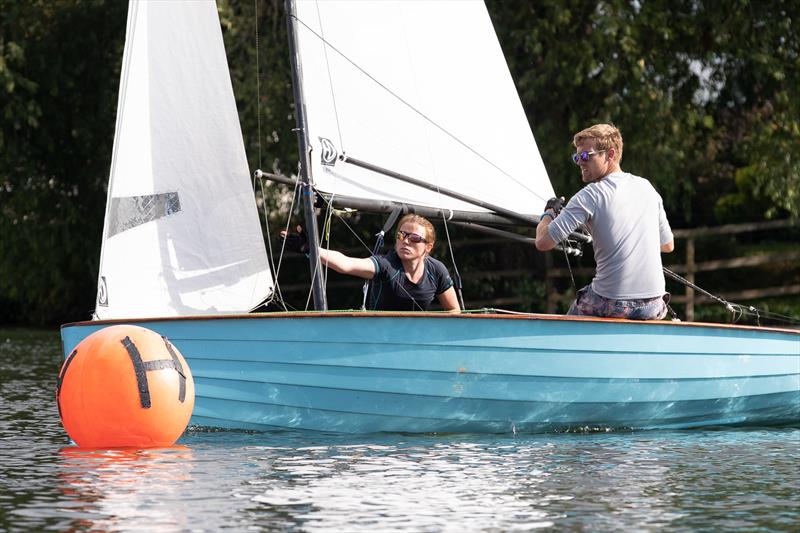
[395,222,432,261]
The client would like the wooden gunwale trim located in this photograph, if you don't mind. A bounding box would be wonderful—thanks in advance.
[61,311,800,335]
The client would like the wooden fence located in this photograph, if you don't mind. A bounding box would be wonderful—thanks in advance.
[274,219,798,318]
[545,219,800,319]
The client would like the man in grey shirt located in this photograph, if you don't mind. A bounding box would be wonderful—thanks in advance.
[535,123,675,320]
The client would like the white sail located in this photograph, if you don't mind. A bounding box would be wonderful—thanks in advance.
[95,0,273,319]
[294,0,555,215]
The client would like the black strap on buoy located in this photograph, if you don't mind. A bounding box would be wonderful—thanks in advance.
[56,348,79,418]
[122,336,152,408]
[122,335,188,408]
[162,337,187,402]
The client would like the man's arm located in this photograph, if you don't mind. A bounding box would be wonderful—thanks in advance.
[535,212,557,251]
[661,240,674,253]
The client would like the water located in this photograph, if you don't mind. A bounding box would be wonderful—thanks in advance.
[1,329,798,532]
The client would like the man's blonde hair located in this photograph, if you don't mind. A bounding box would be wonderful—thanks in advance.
[573,123,623,164]
[397,214,436,247]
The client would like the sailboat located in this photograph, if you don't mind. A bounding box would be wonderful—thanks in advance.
[60,0,799,433]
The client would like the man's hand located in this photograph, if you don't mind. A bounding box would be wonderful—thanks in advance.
[544,196,565,216]
[280,225,309,253]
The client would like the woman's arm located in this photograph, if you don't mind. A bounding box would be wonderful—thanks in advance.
[319,249,376,279]
[281,227,376,279]
[437,287,461,313]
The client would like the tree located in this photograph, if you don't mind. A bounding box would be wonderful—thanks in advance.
[0,0,128,324]
[1,1,797,325]
[486,0,799,225]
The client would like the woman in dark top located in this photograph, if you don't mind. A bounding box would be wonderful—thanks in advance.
[282,214,460,312]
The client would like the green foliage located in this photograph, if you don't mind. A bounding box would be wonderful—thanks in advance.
[0,0,126,324]
[1,1,797,324]
[487,0,800,225]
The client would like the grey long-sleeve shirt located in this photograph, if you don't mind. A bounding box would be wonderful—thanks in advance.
[548,172,673,300]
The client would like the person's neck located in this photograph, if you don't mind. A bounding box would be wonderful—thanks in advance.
[402,256,426,282]
[594,165,622,183]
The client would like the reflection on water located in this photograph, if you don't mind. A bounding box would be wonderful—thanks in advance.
[56,447,194,532]
[246,441,559,530]
[1,329,799,532]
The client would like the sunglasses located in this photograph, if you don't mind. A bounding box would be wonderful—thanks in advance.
[396,230,427,244]
[572,150,606,164]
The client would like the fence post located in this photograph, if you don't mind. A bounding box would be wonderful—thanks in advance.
[545,252,556,313]
[685,237,695,321]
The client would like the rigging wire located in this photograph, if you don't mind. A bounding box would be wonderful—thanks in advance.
[251,0,289,311]
[663,267,800,327]
[304,191,433,312]
[360,206,405,310]
[313,2,346,155]
[274,13,798,323]
[274,174,305,311]
[289,13,550,205]
[302,184,324,312]
[547,238,797,326]
[319,192,338,296]
[439,211,466,310]
[561,241,578,291]
[295,10,475,299]
[255,174,288,311]
[291,180,338,311]
[275,181,800,324]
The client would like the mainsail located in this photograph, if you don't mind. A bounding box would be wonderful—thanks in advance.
[293,0,555,215]
[95,0,273,319]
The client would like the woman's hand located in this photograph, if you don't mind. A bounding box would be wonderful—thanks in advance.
[280,225,309,253]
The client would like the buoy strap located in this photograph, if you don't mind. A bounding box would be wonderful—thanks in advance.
[121,335,189,409]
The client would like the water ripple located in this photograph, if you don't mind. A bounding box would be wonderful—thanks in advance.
[1,329,798,532]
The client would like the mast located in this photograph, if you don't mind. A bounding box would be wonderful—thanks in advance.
[285,0,327,311]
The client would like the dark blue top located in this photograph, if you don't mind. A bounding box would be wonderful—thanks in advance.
[367,251,454,311]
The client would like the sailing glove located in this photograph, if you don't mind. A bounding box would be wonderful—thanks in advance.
[544,196,565,216]
[282,226,309,254]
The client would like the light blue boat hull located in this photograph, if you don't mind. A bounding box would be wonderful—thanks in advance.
[60,312,800,433]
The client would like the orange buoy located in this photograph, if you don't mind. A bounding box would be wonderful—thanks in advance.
[57,325,195,448]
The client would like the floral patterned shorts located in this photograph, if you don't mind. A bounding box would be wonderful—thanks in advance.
[567,284,669,320]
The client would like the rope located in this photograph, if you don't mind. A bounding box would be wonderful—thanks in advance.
[301,182,329,312]
[561,242,577,291]
[361,206,405,310]
[274,172,305,311]
[313,2,345,153]
[254,174,285,311]
[308,193,435,311]
[663,267,800,326]
[272,185,800,324]
[440,210,465,310]
[320,192,337,290]
[250,3,293,311]
[663,267,730,309]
